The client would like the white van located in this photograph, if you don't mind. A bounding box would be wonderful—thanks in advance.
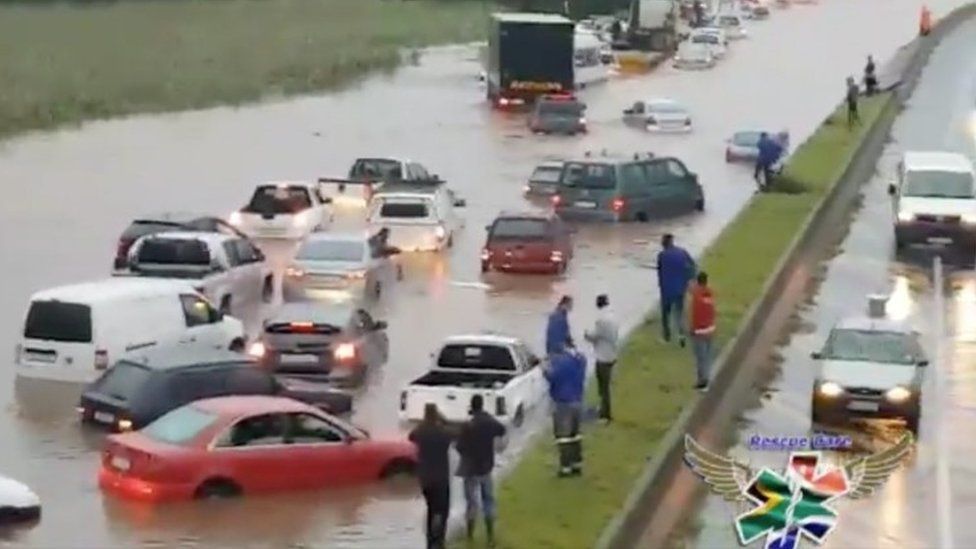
[890,151,976,250]
[15,278,246,384]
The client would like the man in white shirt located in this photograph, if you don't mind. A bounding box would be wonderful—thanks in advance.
[584,294,620,423]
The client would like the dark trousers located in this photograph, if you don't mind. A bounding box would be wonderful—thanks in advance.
[553,402,582,474]
[847,102,860,126]
[660,294,686,342]
[421,481,450,549]
[596,361,615,420]
[753,162,772,189]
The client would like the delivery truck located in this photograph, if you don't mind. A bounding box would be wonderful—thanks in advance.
[486,12,575,108]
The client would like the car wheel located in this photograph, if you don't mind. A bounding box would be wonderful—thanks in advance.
[219,296,232,315]
[194,478,241,500]
[261,276,274,303]
[512,405,525,428]
[380,459,416,480]
[695,197,705,212]
[229,338,245,353]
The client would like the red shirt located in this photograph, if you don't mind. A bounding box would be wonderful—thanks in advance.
[690,284,716,334]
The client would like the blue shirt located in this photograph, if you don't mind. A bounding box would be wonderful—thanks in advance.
[546,308,570,355]
[545,350,586,404]
[657,246,696,299]
[757,135,784,167]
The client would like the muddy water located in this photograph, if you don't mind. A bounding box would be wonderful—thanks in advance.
[0,0,970,545]
[675,13,976,549]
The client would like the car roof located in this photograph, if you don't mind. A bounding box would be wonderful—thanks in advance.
[145,231,233,245]
[255,181,317,190]
[354,157,409,164]
[442,334,522,347]
[696,26,725,34]
[132,212,213,224]
[119,347,255,371]
[902,151,974,173]
[495,210,556,221]
[302,231,371,244]
[493,12,573,25]
[374,184,440,197]
[191,395,316,416]
[833,316,916,334]
[646,98,684,109]
[30,277,195,304]
[266,301,355,326]
[565,151,657,164]
[534,160,565,169]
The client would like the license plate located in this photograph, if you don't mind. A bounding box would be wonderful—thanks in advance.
[927,236,952,244]
[26,352,56,363]
[575,201,597,208]
[280,354,318,364]
[847,400,879,412]
[111,455,131,471]
[94,411,115,424]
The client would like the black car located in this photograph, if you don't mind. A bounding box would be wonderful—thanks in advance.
[78,348,352,432]
[249,303,389,387]
[529,95,587,135]
[113,212,247,270]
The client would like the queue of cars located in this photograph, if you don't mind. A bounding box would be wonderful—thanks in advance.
[674,7,759,70]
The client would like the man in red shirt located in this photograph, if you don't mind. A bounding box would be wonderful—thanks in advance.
[689,272,716,391]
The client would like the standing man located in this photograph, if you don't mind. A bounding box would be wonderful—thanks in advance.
[408,403,454,549]
[546,295,574,356]
[693,0,704,27]
[755,132,784,191]
[846,76,861,128]
[584,294,619,423]
[456,395,506,547]
[656,234,696,347]
[544,339,587,477]
[689,272,716,391]
[863,55,878,96]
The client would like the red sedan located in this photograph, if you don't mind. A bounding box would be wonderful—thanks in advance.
[99,396,417,502]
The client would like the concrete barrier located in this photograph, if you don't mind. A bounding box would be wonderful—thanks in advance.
[594,4,976,548]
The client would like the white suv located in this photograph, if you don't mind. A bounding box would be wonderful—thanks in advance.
[890,151,976,250]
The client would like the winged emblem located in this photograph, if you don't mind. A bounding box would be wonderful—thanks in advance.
[842,432,914,498]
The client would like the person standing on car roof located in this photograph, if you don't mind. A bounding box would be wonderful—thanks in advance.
[755,132,784,191]
[544,338,587,477]
[584,294,619,423]
[409,404,454,549]
[456,394,506,547]
[656,234,696,347]
[546,295,574,356]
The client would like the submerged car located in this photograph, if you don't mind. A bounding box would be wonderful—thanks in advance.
[229,182,333,240]
[688,28,728,59]
[890,151,976,250]
[623,99,692,132]
[524,161,565,196]
[725,130,790,163]
[673,42,716,70]
[283,231,400,302]
[0,474,40,525]
[113,213,247,271]
[481,211,573,274]
[529,94,587,135]
[99,396,417,502]
[248,303,389,386]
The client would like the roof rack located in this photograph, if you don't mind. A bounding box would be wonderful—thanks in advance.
[633,151,655,160]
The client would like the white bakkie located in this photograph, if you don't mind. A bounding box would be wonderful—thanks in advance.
[890,151,976,250]
[229,181,333,240]
[400,334,546,427]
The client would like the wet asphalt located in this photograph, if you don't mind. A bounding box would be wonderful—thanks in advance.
[673,13,976,549]
[0,0,972,546]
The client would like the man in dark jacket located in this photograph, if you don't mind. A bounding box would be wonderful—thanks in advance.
[409,404,454,549]
[457,395,506,546]
[544,340,587,477]
[755,132,784,190]
[846,76,861,128]
[545,295,573,356]
[656,234,696,347]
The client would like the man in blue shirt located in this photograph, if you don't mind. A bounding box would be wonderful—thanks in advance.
[656,234,696,347]
[544,339,587,477]
[545,295,573,356]
[755,132,784,191]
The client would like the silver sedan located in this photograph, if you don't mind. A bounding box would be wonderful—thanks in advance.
[283,231,400,303]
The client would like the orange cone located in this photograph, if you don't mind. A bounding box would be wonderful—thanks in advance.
[919,5,932,36]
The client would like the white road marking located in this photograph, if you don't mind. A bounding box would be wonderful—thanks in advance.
[934,255,954,549]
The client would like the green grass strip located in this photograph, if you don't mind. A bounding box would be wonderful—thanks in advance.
[454,94,891,549]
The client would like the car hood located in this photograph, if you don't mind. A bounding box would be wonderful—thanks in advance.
[0,475,39,508]
[899,196,976,216]
[297,259,366,274]
[820,360,918,389]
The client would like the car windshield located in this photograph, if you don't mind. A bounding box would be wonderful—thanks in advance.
[297,240,365,262]
[530,166,563,183]
[649,102,685,114]
[733,132,762,146]
[437,344,517,371]
[903,170,975,198]
[692,34,718,44]
[719,16,739,25]
[351,159,402,180]
[491,219,550,240]
[377,200,431,218]
[561,162,616,189]
[538,101,584,117]
[143,405,218,446]
[24,301,92,343]
[244,186,313,214]
[94,362,152,401]
[821,329,920,365]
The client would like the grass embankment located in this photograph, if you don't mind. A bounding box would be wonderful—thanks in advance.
[456,94,892,549]
[0,0,491,138]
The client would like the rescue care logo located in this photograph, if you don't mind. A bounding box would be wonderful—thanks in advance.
[683,433,913,549]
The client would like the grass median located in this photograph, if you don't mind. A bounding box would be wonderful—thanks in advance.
[455,93,892,549]
[0,0,491,138]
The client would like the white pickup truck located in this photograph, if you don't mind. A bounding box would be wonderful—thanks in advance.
[399,334,546,427]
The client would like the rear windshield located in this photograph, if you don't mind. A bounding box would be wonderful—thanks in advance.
[143,405,218,445]
[124,220,185,238]
[350,159,402,180]
[530,166,563,183]
[719,16,739,25]
[377,201,431,218]
[136,238,210,266]
[691,34,718,44]
[297,240,365,262]
[733,132,761,146]
[490,219,551,240]
[648,102,685,114]
[561,162,617,189]
[437,344,516,371]
[94,361,152,401]
[538,101,584,117]
[24,301,92,343]
[904,170,975,198]
[244,186,313,214]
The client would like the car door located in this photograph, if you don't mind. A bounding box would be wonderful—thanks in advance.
[219,240,245,303]
[210,412,292,492]
[282,412,372,487]
[663,158,700,213]
[642,160,683,217]
[618,162,651,219]
[233,238,265,301]
[512,342,544,405]
[178,293,228,350]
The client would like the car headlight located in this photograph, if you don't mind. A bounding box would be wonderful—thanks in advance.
[885,386,912,402]
[818,381,844,397]
[247,341,266,358]
[345,270,366,280]
[897,211,915,222]
[229,211,242,226]
[285,266,305,278]
[434,226,447,239]
[334,343,356,361]
[963,214,976,224]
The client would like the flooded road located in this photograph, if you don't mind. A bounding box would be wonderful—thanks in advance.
[0,0,972,545]
[674,13,976,549]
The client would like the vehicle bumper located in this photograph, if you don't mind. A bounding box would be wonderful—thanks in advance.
[238,223,309,240]
[98,468,193,502]
[532,125,586,135]
[726,146,758,162]
[647,123,692,133]
[525,182,559,196]
[385,231,446,252]
[485,259,563,274]
[812,393,919,424]
[673,61,713,70]
[555,207,621,222]
[895,222,976,246]
[283,278,366,302]
[15,362,97,384]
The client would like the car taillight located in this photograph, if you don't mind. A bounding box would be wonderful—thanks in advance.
[550,250,564,263]
[345,270,366,280]
[95,349,109,370]
[550,195,561,207]
[496,396,507,416]
[481,248,491,261]
[611,198,625,212]
[334,343,356,361]
[400,391,407,411]
[579,117,587,126]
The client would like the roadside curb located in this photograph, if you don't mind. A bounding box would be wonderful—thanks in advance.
[593,5,976,548]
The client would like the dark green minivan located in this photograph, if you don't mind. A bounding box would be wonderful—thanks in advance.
[552,153,704,222]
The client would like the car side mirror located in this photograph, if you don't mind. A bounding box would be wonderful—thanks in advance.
[373,320,388,331]
[454,198,467,207]
[917,359,929,367]
[810,351,823,359]
[887,184,897,196]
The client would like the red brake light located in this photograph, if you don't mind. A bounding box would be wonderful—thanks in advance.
[289,322,315,333]
[611,198,625,212]
[551,195,562,206]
